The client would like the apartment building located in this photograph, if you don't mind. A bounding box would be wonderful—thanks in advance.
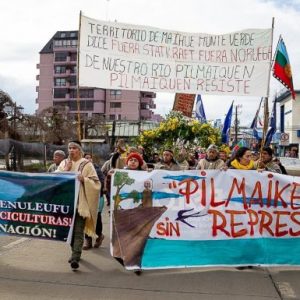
[36,31,156,121]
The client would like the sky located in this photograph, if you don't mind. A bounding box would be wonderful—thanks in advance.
[0,0,300,126]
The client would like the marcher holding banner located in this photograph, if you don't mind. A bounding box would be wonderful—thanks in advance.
[227,147,255,170]
[256,147,282,174]
[56,141,100,270]
[154,149,180,171]
[196,144,224,170]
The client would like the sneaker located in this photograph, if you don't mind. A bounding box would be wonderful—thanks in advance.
[134,270,142,276]
[94,234,104,248]
[68,257,80,263]
[70,259,79,270]
[68,257,72,263]
[83,237,92,250]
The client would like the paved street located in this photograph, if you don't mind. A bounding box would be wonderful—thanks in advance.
[0,206,300,300]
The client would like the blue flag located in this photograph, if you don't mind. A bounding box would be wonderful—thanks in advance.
[221,101,234,144]
[250,98,263,141]
[195,95,207,123]
[265,100,276,146]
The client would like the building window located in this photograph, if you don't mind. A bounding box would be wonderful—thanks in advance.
[69,76,77,86]
[63,40,71,47]
[54,39,77,48]
[71,40,77,47]
[69,89,94,99]
[70,32,77,38]
[54,78,66,86]
[110,90,122,100]
[53,88,67,98]
[69,89,76,98]
[109,114,116,120]
[68,100,94,111]
[54,66,66,74]
[60,33,66,38]
[55,52,68,62]
[110,102,121,108]
[54,40,63,47]
[69,66,77,74]
[80,89,94,98]
[141,103,149,110]
[110,90,122,96]
[70,52,77,61]
[53,101,68,107]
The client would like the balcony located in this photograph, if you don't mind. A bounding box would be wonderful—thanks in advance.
[141,91,156,98]
[141,98,156,109]
[141,109,152,119]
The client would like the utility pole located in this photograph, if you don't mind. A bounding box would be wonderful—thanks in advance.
[234,104,242,145]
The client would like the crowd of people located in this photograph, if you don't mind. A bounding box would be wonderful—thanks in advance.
[47,139,289,271]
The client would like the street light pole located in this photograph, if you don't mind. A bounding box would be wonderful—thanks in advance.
[234,104,242,145]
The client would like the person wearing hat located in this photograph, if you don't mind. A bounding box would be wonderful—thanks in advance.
[256,147,282,173]
[125,152,144,170]
[154,149,180,171]
[196,144,225,170]
[56,141,101,270]
[47,150,66,172]
[127,146,148,170]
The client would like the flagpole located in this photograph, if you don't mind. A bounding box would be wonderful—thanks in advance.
[76,11,82,141]
[260,17,275,153]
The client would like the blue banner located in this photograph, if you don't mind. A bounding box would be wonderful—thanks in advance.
[0,171,78,242]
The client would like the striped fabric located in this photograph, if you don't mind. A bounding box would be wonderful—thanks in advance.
[273,37,295,99]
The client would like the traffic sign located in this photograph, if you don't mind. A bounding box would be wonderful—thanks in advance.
[280,133,289,146]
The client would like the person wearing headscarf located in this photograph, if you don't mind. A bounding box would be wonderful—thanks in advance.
[154,149,180,171]
[56,141,100,270]
[196,144,225,170]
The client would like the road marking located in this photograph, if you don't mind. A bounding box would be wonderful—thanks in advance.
[277,282,296,299]
[2,238,29,249]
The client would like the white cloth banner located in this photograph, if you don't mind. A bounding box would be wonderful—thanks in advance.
[79,14,272,96]
[110,169,300,269]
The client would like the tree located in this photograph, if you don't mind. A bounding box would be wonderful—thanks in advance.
[113,171,135,210]
[0,89,21,139]
[135,111,221,157]
[39,106,76,144]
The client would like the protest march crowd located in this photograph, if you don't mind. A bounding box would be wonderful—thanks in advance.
[46,138,289,271]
